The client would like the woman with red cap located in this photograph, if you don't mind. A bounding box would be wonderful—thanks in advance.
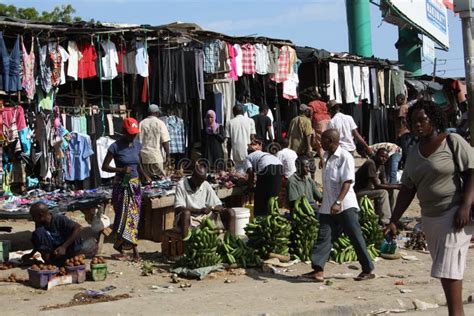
[102,117,148,261]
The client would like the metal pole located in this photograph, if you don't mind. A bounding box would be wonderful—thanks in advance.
[460,14,474,144]
[397,28,423,76]
[346,0,373,57]
[432,57,437,78]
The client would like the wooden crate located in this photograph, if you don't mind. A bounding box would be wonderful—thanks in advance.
[161,229,184,258]
[139,197,175,242]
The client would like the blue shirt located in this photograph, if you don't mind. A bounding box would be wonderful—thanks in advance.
[108,139,141,178]
[66,133,94,181]
[164,116,185,154]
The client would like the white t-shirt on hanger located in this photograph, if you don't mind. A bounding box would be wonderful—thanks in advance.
[101,40,119,80]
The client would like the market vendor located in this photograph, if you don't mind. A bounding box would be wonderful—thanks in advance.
[21,202,82,265]
[286,156,322,210]
[174,164,236,237]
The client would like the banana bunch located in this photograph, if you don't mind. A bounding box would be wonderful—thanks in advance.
[180,218,222,269]
[331,236,380,263]
[359,195,384,246]
[289,196,318,261]
[219,231,262,267]
[245,197,292,258]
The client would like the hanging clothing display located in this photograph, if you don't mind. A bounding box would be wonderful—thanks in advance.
[233,44,243,77]
[67,40,81,80]
[65,133,94,181]
[343,65,355,104]
[360,66,371,103]
[21,36,36,100]
[241,43,256,75]
[227,43,238,81]
[77,41,97,79]
[0,32,21,93]
[203,40,221,74]
[213,79,236,124]
[254,43,269,75]
[100,39,119,80]
[328,62,342,103]
[164,115,186,154]
[135,40,149,77]
[271,46,290,83]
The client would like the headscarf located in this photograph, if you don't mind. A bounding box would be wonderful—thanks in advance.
[205,110,219,135]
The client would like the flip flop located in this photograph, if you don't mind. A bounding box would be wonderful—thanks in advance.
[297,272,324,282]
[354,272,375,281]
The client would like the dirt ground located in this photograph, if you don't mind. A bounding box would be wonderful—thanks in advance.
[1,159,474,315]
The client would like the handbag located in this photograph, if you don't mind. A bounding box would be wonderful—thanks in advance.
[445,134,474,221]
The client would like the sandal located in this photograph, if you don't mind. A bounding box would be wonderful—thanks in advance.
[354,272,375,281]
[297,271,324,282]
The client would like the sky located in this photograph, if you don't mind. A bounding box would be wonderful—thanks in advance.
[4,0,465,77]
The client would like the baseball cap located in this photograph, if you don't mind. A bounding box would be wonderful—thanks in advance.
[148,103,161,114]
[123,117,139,135]
[299,103,309,111]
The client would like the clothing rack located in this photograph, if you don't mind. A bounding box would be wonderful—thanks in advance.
[57,105,131,115]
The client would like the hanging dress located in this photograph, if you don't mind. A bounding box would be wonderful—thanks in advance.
[21,36,36,100]
[0,32,22,92]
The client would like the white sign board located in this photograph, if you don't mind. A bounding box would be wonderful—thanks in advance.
[422,35,436,63]
[388,0,449,49]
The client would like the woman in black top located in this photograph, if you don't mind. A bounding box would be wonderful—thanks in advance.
[201,110,225,171]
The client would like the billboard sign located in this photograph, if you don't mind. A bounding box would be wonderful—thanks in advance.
[381,0,450,50]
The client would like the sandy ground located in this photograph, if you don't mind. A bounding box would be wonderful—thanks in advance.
[1,159,474,315]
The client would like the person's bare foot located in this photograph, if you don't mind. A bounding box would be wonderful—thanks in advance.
[298,271,324,282]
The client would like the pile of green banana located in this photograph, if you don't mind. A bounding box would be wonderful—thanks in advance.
[219,231,262,267]
[180,218,222,269]
[289,196,318,261]
[359,195,384,246]
[331,236,380,263]
[245,197,292,258]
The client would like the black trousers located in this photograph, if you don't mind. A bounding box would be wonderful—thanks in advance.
[254,164,283,216]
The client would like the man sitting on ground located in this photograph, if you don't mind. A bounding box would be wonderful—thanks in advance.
[286,156,322,210]
[22,202,82,265]
[174,164,236,237]
[354,148,402,224]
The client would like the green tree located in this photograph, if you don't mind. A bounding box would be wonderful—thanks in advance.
[0,4,83,23]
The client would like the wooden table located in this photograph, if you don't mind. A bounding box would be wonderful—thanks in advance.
[139,186,246,242]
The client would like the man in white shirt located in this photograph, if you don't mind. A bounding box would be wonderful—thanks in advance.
[174,164,235,237]
[226,104,256,172]
[301,129,374,282]
[326,100,372,156]
[139,104,170,179]
[274,138,298,179]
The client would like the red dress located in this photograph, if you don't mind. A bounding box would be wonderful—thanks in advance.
[77,42,97,78]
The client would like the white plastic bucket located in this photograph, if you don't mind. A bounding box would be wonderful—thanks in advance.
[233,207,250,236]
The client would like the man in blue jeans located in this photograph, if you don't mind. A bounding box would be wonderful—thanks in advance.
[300,129,374,282]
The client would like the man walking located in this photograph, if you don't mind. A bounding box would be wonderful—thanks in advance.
[287,103,313,157]
[326,101,372,156]
[252,105,273,148]
[226,104,256,172]
[301,129,374,282]
[139,104,170,179]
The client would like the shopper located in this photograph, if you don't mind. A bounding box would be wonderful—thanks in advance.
[174,163,236,237]
[287,103,313,157]
[301,129,374,282]
[252,105,274,148]
[102,118,148,261]
[367,142,402,184]
[139,104,170,179]
[21,202,82,265]
[326,100,372,156]
[354,148,402,224]
[246,140,283,216]
[387,101,474,316]
[226,104,256,172]
[308,91,330,160]
[201,110,225,171]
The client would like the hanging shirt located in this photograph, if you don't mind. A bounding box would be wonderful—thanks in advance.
[165,116,186,154]
[283,72,299,100]
[287,46,297,74]
[135,41,149,77]
[241,43,256,75]
[37,89,55,111]
[67,41,82,80]
[37,38,52,93]
[123,49,137,75]
[203,40,220,74]
[271,46,290,83]
[77,41,97,79]
[254,43,269,75]
[96,136,116,179]
[233,44,243,77]
[243,102,259,118]
[100,40,119,80]
[227,43,238,80]
[267,44,279,74]
[21,36,36,100]
[65,133,94,181]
